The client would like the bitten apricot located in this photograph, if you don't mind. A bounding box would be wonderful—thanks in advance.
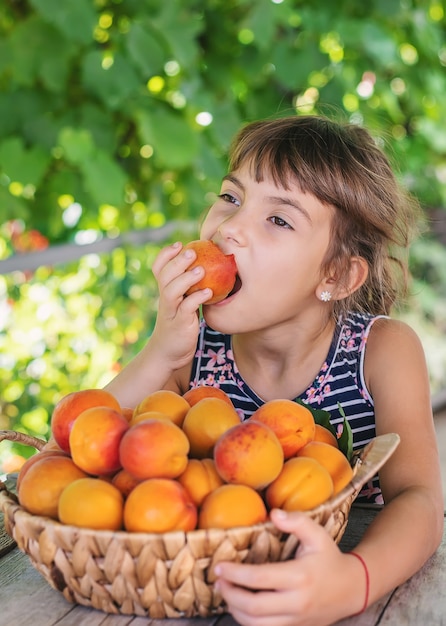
[18,455,88,519]
[69,406,129,475]
[177,458,224,507]
[183,385,234,408]
[51,388,121,453]
[184,240,237,304]
[296,441,353,494]
[251,399,316,458]
[266,457,334,511]
[133,389,190,427]
[124,478,197,533]
[119,418,190,480]
[58,477,124,530]
[199,484,267,529]
[182,397,240,458]
[214,420,284,490]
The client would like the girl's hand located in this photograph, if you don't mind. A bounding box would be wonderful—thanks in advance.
[149,242,212,372]
[214,509,366,626]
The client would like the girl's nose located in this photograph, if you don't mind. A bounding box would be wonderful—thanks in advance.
[216,210,248,247]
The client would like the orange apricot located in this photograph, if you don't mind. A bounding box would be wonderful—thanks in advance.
[1,454,26,474]
[266,457,334,511]
[182,397,240,458]
[313,424,339,447]
[18,455,88,519]
[111,468,143,497]
[16,449,70,492]
[251,399,316,459]
[199,484,267,530]
[58,477,124,530]
[51,388,121,453]
[183,385,234,407]
[296,441,353,494]
[214,420,284,490]
[133,389,190,427]
[69,406,129,475]
[119,418,190,480]
[129,410,173,427]
[177,458,224,507]
[121,407,135,421]
[123,478,197,533]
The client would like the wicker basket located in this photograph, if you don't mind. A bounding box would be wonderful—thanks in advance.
[0,430,399,618]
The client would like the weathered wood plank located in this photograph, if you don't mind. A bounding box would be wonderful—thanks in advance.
[378,526,446,625]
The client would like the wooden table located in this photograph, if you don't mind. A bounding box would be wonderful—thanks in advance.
[1,506,445,626]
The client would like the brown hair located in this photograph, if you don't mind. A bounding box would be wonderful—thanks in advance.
[228,115,421,317]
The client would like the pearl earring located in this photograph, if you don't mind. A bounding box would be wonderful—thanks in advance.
[320,290,332,302]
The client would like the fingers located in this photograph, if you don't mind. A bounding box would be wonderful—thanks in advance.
[216,559,302,593]
[152,241,211,305]
[270,509,334,556]
[151,241,183,279]
[214,512,333,594]
[217,578,294,626]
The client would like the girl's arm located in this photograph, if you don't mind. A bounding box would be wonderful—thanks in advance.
[104,242,210,408]
[214,318,444,625]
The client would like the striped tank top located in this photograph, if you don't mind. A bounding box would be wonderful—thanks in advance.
[189,312,387,504]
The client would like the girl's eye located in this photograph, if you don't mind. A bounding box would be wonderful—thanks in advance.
[269,215,292,229]
[218,193,240,206]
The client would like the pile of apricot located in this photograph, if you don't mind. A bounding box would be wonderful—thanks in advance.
[16,386,353,533]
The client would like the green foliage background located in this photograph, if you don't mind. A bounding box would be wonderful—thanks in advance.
[1,0,446,466]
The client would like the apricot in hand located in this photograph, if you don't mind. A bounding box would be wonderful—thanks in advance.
[184,240,237,304]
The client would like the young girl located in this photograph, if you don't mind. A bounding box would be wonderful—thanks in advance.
[105,115,444,625]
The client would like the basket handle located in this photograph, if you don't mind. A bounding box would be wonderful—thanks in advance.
[0,430,47,451]
[327,432,401,510]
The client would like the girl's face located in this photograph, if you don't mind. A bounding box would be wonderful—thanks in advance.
[199,164,335,333]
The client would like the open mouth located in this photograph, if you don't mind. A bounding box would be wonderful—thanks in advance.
[228,274,242,297]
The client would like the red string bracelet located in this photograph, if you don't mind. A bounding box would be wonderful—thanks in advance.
[349,551,370,615]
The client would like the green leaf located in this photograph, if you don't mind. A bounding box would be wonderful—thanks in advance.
[151,1,203,66]
[80,149,128,207]
[336,403,354,461]
[294,398,353,460]
[0,137,50,186]
[10,16,75,90]
[294,399,336,436]
[243,1,277,51]
[0,186,29,223]
[126,21,167,77]
[272,42,322,90]
[58,127,95,165]
[29,0,97,45]
[82,51,141,110]
[360,22,398,66]
[136,107,199,169]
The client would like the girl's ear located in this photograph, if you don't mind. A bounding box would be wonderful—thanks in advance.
[319,256,368,301]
